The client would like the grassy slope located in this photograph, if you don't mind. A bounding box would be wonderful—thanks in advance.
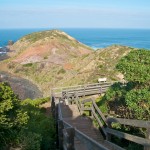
[0,30,134,96]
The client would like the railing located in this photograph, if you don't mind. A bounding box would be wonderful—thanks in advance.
[51,82,113,98]
[80,98,150,150]
[51,83,150,150]
[61,82,112,100]
[106,117,150,150]
[56,98,110,150]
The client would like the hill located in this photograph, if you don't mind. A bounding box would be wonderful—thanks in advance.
[0,30,134,96]
[9,29,92,64]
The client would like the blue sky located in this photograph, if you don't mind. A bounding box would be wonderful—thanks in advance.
[0,0,150,28]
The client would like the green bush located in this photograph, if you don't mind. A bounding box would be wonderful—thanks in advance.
[98,49,150,149]
[23,63,33,67]
[0,82,56,150]
[21,97,50,107]
[116,49,150,83]
[14,131,42,150]
[58,68,66,74]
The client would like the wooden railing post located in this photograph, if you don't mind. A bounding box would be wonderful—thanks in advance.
[90,104,94,118]
[84,85,86,97]
[144,128,150,150]
[106,121,112,141]
[58,120,64,150]
[51,96,55,118]
[63,127,75,150]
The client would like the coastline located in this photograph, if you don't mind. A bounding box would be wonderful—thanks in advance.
[0,28,150,49]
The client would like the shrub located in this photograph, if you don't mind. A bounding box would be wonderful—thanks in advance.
[23,63,33,67]
[58,68,66,74]
[0,83,56,149]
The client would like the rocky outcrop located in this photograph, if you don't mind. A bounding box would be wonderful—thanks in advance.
[0,71,43,100]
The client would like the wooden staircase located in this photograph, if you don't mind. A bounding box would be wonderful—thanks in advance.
[52,83,150,150]
[60,102,112,150]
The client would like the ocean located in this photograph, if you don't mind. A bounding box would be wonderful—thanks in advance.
[0,28,150,49]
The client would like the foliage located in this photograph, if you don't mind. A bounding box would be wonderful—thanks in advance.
[99,49,150,120]
[21,103,56,150]
[98,82,127,114]
[125,88,150,120]
[98,49,150,149]
[58,68,66,74]
[14,131,42,150]
[0,82,56,150]
[0,82,29,130]
[116,49,150,83]
[23,63,33,67]
[21,97,49,107]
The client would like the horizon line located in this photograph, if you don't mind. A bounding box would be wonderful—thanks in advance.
[0,27,150,30]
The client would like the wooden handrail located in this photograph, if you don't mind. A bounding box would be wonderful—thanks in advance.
[81,98,92,104]
[62,120,110,150]
[52,82,113,96]
[92,99,106,123]
[75,96,82,114]
[80,97,150,149]
[62,84,111,93]
[52,82,150,150]
[106,117,150,129]
[105,127,150,146]
[57,101,110,150]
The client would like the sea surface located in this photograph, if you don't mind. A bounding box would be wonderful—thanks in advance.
[0,28,150,49]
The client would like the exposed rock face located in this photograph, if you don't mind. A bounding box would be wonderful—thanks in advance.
[0,71,43,100]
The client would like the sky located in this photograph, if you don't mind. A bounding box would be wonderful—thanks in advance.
[0,0,150,29]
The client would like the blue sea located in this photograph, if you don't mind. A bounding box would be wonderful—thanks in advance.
[0,28,150,49]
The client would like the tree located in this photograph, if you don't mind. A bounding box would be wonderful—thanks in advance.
[0,82,29,148]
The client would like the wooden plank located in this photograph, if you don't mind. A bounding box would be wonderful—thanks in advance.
[61,82,112,91]
[106,117,150,129]
[92,110,107,136]
[63,85,110,93]
[144,128,150,150]
[63,120,109,150]
[104,140,125,150]
[66,90,106,97]
[63,128,75,150]
[76,99,82,113]
[58,120,64,150]
[62,88,105,94]
[75,127,109,150]
[82,108,92,111]
[82,98,92,104]
[92,100,107,122]
[105,127,150,146]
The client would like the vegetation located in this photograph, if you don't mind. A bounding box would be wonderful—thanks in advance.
[98,49,150,149]
[0,29,133,97]
[116,49,150,83]
[58,68,66,74]
[23,63,33,67]
[0,82,56,150]
[99,49,150,120]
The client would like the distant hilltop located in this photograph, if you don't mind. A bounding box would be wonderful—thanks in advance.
[9,29,92,64]
[0,29,134,96]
